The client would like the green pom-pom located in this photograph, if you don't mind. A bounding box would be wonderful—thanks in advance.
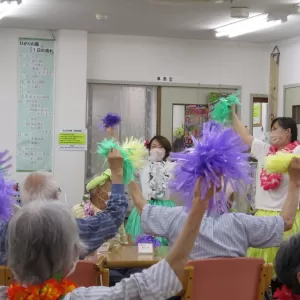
[210,91,240,123]
[97,138,135,184]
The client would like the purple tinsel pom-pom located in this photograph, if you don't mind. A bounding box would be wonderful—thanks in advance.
[0,150,15,220]
[169,120,252,216]
[97,113,121,131]
[135,235,162,248]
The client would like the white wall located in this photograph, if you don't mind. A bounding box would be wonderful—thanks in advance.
[0,29,270,206]
[0,29,87,205]
[0,29,52,183]
[274,36,300,115]
[88,34,269,126]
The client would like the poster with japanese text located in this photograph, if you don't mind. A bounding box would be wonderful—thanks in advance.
[16,38,54,172]
[184,104,209,148]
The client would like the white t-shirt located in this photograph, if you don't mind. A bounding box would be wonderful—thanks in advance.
[251,138,300,211]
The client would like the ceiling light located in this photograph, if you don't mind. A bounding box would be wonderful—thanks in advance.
[96,14,108,21]
[215,14,283,38]
[0,0,23,20]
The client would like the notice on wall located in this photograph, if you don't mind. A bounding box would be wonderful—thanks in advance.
[16,38,54,172]
[58,129,87,151]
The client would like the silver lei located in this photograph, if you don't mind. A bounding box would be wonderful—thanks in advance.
[148,161,169,200]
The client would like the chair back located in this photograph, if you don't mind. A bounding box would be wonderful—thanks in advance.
[187,258,270,300]
[67,260,100,287]
[0,266,13,286]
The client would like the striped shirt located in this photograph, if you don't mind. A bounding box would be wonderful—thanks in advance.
[141,205,284,260]
[64,259,182,300]
[0,184,128,264]
[72,201,128,246]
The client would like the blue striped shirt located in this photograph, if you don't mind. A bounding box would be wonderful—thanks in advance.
[0,259,182,300]
[64,259,182,299]
[141,205,284,260]
[0,184,128,264]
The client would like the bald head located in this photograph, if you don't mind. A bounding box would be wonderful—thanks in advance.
[20,171,59,204]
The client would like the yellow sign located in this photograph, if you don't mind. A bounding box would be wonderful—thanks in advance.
[58,129,87,151]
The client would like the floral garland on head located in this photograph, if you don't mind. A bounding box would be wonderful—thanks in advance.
[8,276,77,300]
[274,285,300,300]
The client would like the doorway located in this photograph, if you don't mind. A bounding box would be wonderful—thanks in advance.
[250,94,268,143]
[284,85,300,140]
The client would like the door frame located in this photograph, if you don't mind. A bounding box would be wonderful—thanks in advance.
[283,84,300,116]
[249,94,269,135]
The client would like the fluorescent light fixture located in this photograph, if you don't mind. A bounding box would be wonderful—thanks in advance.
[215,14,282,38]
[0,0,23,20]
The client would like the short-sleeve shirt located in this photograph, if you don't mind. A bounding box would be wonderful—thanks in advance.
[251,138,300,211]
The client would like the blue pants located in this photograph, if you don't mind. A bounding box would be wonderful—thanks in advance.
[109,268,144,286]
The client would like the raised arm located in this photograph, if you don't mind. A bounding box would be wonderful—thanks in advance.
[231,106,253,147]
[280,158,300,231]
[128,181,147,214]
[67,179,214,300]
[76,149,128,254]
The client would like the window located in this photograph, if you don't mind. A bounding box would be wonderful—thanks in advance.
[86,84,157,181]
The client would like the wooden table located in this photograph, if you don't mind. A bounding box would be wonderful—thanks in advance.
[98,246,169,268]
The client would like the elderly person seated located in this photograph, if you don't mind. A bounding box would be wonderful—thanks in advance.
[72,169,133,287]
[0,149,128,265]
[274,234,300,300]
[72,169,128,246]
[0,177,213,299]
[129,158,300,263]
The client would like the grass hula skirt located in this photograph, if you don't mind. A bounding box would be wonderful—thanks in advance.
[125,199,175,246]
[247,209,300,276]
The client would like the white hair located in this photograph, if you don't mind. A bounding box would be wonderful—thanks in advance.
[20,171,59,204]
[8,200,86,285]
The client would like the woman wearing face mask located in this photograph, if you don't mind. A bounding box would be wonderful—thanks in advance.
[125,135,175,245]
[232,108,300,291]
[72,169,128,246]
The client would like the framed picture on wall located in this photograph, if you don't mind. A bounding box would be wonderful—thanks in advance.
[253,103,262,127]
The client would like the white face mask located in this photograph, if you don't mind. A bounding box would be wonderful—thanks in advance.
[150,148,166,161]
[270,130,289,147]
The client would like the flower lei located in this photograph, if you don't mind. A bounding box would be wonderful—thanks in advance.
[274,285,300,300]
[83,200,95,217]
[8,277,77,300]
[148,160,169,200]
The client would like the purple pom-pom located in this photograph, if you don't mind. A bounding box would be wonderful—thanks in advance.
[0,175,16,220]
[169,120,252,216]
[97,113,121,131]
[135,235,162,248]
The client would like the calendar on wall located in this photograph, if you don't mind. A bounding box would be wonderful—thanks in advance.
[16,38,54,172]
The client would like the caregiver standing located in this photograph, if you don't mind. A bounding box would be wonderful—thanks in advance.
[231,107,300,291]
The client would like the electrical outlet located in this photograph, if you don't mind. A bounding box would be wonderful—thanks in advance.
[163,76,167,82]
[169,77,173,82]
[157,76,161,81]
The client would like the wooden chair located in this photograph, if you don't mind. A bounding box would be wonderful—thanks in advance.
[187,258,273,300]
[67,260,101,287]
[176,266,194,299]
[0,266,13,286]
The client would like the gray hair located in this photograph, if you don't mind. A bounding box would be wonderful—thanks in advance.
[20,171,59,204]
[8,201,86,285]
[275,234,300,295]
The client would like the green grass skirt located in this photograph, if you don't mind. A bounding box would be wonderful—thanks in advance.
[247,209,300,276]
[125,200,175,246]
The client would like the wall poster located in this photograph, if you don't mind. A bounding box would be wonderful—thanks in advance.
[184,104,209,148]
[16,38,54,172]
